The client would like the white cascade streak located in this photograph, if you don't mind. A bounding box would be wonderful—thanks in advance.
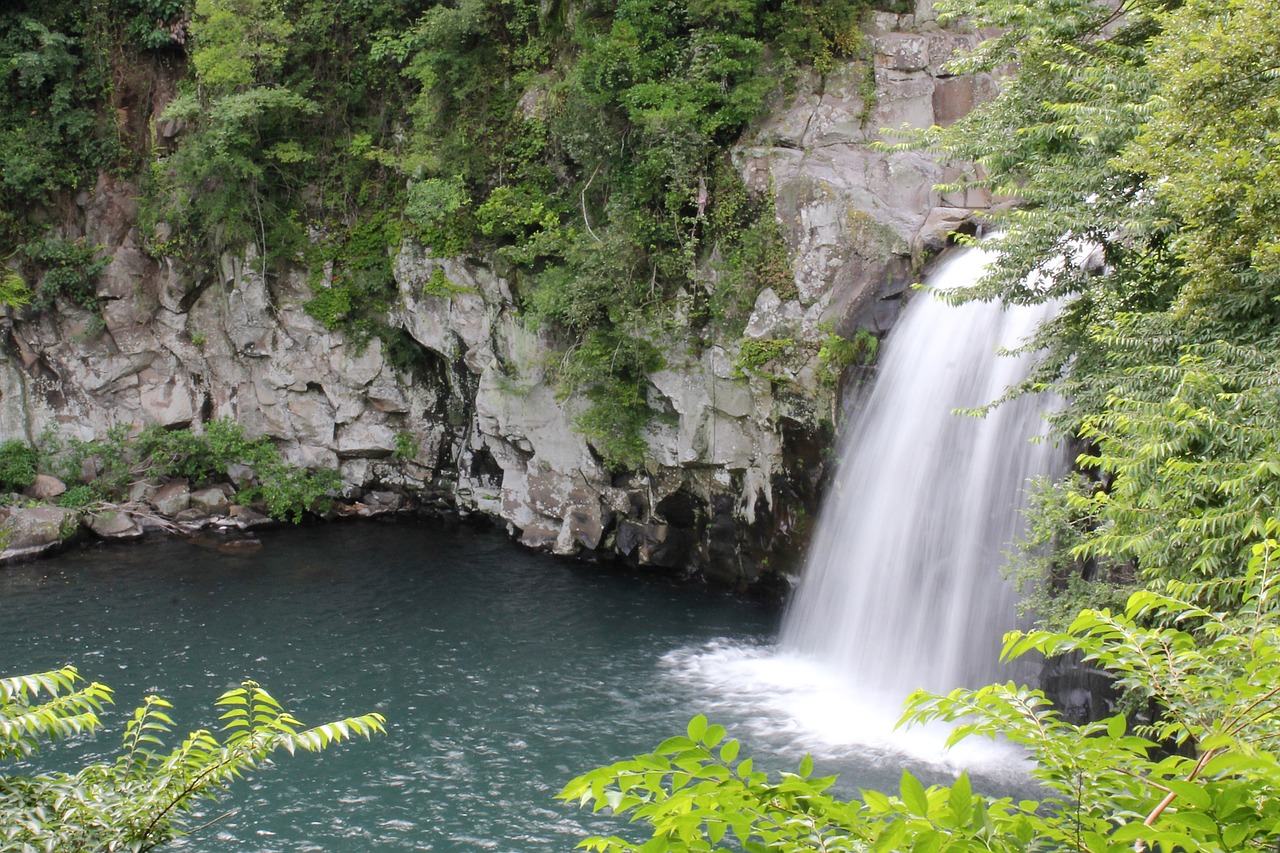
[780,246,1062,706]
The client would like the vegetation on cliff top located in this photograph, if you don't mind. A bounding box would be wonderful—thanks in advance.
[1,0,904,469]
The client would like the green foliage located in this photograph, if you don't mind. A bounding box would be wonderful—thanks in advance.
[1,666,384,851]
[703,162,795,333]
[559,329,665,471]
[0,439,38,493]
[190,0,294,92]
[404,176,473,256]
[393,431,417,461]
[1005,475,1134,632]
[42,418,340,523]
[56,484,97,509]
[0,268,31,308]
[249,461,343,523]
[304,213,401,349]
[816,328,879,379]
[421,267,474,299]
[18,236,109,314]
[567,538,1280,852]
[0,11,117,252]
[733,338,793,379]
[122,0,188,51]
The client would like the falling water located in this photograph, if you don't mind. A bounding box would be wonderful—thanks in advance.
[780,245,1062,706]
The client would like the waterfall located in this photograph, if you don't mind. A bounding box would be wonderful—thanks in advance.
[780,245,1062,704]
[661,244,1063,768]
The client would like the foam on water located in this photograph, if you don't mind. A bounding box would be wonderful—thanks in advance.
[663,243,1058,785]
[661,639,1032,786]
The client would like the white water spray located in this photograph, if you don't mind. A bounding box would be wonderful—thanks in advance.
[664,244,1062,767]
[781,245,1061,703]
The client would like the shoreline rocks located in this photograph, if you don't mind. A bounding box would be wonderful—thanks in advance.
[0,478,419,565]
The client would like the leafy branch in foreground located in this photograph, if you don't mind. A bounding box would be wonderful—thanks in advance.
[1,666,385,852]
[564,538,1280,852]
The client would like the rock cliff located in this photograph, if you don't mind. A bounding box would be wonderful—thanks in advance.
[0,4,992,587]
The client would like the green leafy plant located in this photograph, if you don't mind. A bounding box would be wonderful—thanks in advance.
[393,430,418,461]
[816,328,878,378]
[421,267,474,298]
[18,236,109,314]
[733,338,793,379]
[1,666,385,851]
[0,438,38,493]
[0,12,117,253]
[42,419,340,523]
[56,483,97,509]
[558,329,664,471]
[0,268,31,308]
[566,536,1280,852]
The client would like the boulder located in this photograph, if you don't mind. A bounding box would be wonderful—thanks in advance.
[519,520,559,549]
[225,463,258,489]
[173,507,210,524]
[190,486,231,515]
[365,490,403,512]
[228,504,272,528]
[88,510,144,540]
[564,505,606,551]
[25,475,67,501]
[151,479,191,516]
[1,506,81,560]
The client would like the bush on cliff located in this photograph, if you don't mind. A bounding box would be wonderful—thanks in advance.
[0,439,37,493]
[42,418,340,523]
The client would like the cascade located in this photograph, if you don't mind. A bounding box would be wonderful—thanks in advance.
[780,245,1062,705]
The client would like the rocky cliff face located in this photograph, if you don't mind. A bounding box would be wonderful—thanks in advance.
[0,4,992,588]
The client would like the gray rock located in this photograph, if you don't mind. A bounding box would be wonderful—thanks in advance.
[228,504,272,527]
[88,510,144,540]
[129,479,159,503]
[225,463,258,489]
[564,505,606,551]
[173,507,210,524]
[1,506,81,561]
[519,521,559,549]
[26,474,67,501]
[151,479,191,516]
[190,486,231,514]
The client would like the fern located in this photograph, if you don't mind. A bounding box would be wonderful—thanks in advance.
[1,672,385,850]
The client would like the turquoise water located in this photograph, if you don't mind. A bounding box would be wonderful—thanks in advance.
[1,518,1029,851]
[0,520,793,851]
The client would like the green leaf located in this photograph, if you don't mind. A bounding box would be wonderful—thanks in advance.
[899,769,929,817]
[686,715,707,742]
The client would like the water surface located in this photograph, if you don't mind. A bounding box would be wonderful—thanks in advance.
[0,519,794,851]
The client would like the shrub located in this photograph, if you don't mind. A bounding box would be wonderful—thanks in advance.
[0,439,37,492]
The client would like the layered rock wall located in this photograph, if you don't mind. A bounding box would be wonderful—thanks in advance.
[0,5,993,587]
